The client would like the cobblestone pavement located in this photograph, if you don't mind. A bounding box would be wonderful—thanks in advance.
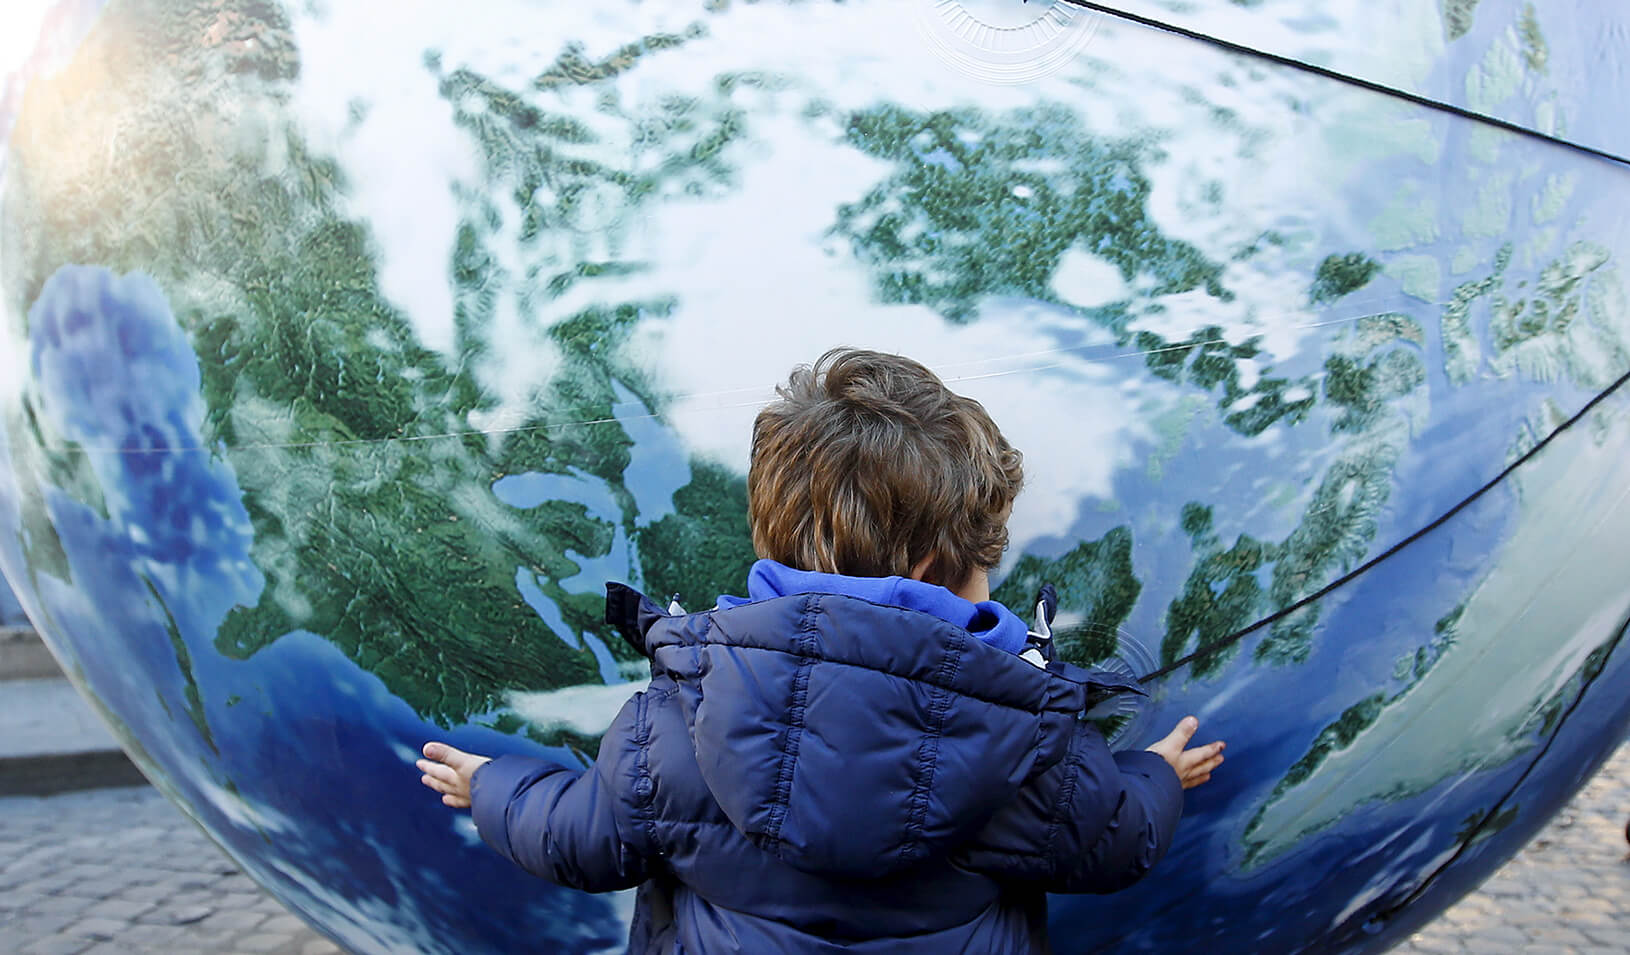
[0,786,340,955]
[1396,741,1630,955]
[1,744,1626,954]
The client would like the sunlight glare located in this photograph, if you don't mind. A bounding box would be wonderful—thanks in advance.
[1,0,58,78]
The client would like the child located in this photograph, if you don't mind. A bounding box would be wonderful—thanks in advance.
[419,347,1224,953]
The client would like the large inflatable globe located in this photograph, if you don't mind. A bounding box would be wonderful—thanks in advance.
[4,1,1630,951]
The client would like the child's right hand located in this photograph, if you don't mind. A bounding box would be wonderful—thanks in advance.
[418,741,493,809]
[1146,716,1225,789]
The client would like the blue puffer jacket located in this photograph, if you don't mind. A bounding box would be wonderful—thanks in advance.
[471,569,1184,953]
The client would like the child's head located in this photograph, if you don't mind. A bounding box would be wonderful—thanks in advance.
[748,347,1024,593]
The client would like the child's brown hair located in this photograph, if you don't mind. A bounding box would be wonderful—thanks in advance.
[748,347,1024,592]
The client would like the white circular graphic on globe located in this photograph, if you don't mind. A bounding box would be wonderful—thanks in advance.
[1077,625,1156,746]
[912,0,1104,85]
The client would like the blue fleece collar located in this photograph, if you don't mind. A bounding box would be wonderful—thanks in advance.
[717,559,1029,655]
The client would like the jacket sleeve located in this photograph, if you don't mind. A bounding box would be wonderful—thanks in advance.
[469,692,655,893]
[954,720,1184,895]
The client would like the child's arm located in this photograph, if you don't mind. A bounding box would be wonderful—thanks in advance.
[954,716,1219,895]
[416,694,656,893]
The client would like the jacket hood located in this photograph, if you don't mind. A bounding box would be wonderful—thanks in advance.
[716,559,1032,655]
[606,581,1139,879]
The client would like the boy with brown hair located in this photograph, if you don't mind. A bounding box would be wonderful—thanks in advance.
[419,347,1223,953]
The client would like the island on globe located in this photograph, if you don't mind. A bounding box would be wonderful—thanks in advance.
[2,0,1629,952]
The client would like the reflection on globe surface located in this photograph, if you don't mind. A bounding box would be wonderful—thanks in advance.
[3,0,1629,952]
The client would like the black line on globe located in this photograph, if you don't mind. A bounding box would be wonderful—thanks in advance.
[1140,364,1630,682]
[1365,609,1629,927]
[1062,1,1630,170]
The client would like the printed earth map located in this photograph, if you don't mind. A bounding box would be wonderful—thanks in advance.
[2,1,1629,952]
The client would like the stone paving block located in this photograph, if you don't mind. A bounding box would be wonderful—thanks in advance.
[1562,909,1616,929]
[1582,925,1630,948]
[194,908,269,934]
[26,872,80,894]
[1398,934,1462,954]
[82,897,153,921]
[6,912,78,937]
[113,922,187,947]
[299,939,344,955]
[234,931,300,952]
[77,942,141,955]
[1568,897,1621,916]
[1520,945,1582,955]
[1531,925,1595,946]
[181,929,249,951]
[260,913,310,935]
[57,915,130,942]
[61,879,128,902]
[220,890,270,911]
[1433,912,1479,934]
[118,879,183,902]
[1503,906,1559,924]
[136,902,213,926]
[52,880,116,899]
[57,863,118,883]
[1451,896,1499,916]
[163,887,220,907]
[99,825,167,848]
[9,847,67,871]
[17,937,93,955]
[1,887,48,912]
[27,894,91,915]
[1461,924,1533,949]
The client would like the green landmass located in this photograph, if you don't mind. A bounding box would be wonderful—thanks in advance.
[1146,394,1208,482]
[1277,691,1389,793]
[1241,606,1461,860]
[1161,503,1274,678]
[1135,326,1317,438]
[0,0,759,732]
[532,28,705,91]
[1518,4,1548,75]
[146,575,218,755]
[1441,244,1511,384]
[1455,802,1519,846]
[1244,223,1628,851]
[831,109,1342,442]
[1447,239,1623,392]
[635,460,758,615]
[991,526,1141,667]
[1325,349,1426,435]
[1352,313,1426,351]
[1443,0,1483,41]
[3,406,84,589]
[1309,252,1382,305]
[1490,242,1620,384]
[1162,300,1426,674]
[1253,446,1399,667]
[1245,596,1625,863]
[1524,640,1617,740]
[831,102,1224,326]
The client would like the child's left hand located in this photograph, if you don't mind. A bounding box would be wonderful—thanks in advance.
[417,741,492,809]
